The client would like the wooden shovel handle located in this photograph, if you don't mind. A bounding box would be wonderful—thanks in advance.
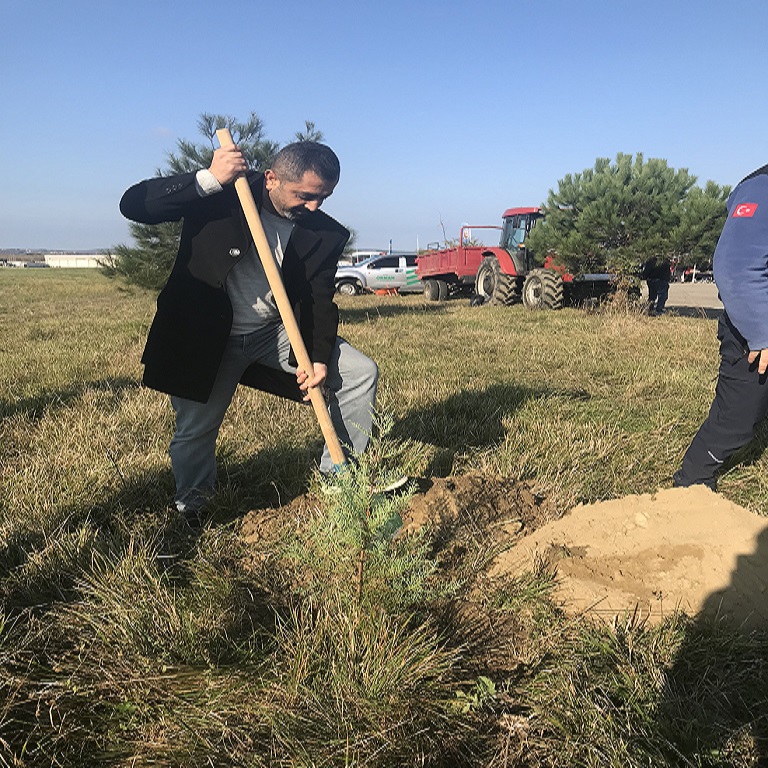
[216,128,346,467]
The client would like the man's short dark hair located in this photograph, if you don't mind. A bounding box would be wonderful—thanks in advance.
[271,141,340,184]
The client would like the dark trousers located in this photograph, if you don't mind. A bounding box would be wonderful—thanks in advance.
[647,278,669,313]
[674,314,768,489]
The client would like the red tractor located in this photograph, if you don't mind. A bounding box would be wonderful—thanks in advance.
[416,207,615,309]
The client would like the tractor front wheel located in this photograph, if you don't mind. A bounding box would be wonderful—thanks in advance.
[474,256,519,305]
[521,269,564,310]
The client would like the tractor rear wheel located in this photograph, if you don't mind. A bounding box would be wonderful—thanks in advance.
[474,256,519,305]
[521,268,564,310]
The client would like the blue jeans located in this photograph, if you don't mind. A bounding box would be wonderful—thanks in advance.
[169,323,378,511]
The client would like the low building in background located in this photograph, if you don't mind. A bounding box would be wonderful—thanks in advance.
[44,254,105,268]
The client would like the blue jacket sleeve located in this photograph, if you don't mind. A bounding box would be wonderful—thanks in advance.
[713,170,768,350]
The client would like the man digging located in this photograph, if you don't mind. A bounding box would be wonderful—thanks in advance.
[120,139,391,523]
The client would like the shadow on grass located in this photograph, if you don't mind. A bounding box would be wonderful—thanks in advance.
[101,442,319,531]
[0,376,141,420]
[208,444,321,521]
[658,526,768,763]
[338,300,450,324]
[0,443,316,611]
[391,381,589,476]
[665,306,724,320]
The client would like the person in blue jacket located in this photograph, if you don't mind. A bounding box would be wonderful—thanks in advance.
[674,164,768,489]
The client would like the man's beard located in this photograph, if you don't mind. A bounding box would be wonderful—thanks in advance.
[283,207,308,221]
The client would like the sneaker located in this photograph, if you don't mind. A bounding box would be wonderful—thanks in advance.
[319,473,410,496]
[175,500,207,528]
[372,475,410,494]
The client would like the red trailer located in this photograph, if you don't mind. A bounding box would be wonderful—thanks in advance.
[416,207,615,309]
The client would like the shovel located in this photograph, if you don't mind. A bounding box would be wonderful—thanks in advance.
[216,128,346,468]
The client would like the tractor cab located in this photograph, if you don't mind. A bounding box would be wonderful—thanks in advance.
[499,207,544,273]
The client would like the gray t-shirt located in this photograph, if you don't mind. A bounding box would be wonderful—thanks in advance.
[194,169,295,335]
[227,209,295,334]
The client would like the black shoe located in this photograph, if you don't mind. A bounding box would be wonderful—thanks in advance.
[174,501,207,529]
[184,509,206,529]
[672,471,717,492]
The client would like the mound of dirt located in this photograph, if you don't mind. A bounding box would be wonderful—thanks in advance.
[491,486,768,629]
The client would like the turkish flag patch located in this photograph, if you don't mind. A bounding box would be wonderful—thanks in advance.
[732,203,758,218]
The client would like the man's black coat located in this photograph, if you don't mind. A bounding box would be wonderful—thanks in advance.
[120,170,349,403]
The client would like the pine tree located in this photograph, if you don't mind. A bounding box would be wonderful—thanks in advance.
[101,221,182,290]
[670,180,731,268]
[527,153,729,278]
[294,120,324,143]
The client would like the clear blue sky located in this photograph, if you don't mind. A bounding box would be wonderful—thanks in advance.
[2,0,766,252]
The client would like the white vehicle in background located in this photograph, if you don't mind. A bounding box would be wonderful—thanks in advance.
[335,253,422,296]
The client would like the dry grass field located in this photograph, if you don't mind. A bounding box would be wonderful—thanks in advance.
[1,269,767,766]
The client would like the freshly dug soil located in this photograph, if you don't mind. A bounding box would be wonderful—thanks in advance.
[400,473,552,543]
[491,486,768,628]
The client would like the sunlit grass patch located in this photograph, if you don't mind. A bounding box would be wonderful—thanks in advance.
[263,599,472,765]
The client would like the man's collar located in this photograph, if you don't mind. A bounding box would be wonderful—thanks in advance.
[261,177,281,217]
